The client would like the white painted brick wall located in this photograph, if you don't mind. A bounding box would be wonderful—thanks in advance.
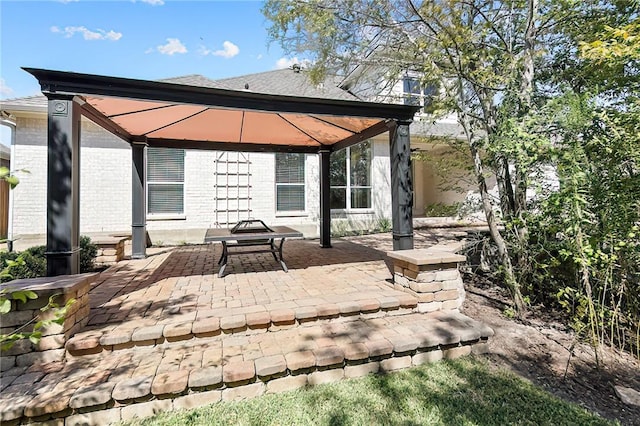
[11,117,132,237]
[371,137,392,220]
[11,144,47,237]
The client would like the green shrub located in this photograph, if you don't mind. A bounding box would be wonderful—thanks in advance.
[0,236,98,283]
[0,246,46,282]
[80,236,97,272]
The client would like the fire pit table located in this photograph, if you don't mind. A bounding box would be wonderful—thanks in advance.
[204,220,303,277]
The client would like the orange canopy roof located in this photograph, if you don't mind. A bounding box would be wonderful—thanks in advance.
[26,68,419,153]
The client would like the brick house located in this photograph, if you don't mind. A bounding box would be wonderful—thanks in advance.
[0,66,475,248]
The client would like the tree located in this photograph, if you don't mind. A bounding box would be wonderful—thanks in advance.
[532,11,640,355]
[263,0,640,345]
[263,0,553,314]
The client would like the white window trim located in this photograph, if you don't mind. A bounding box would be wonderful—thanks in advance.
[331,144,372,212]
[275,153,307,214]
[146,148,185,219]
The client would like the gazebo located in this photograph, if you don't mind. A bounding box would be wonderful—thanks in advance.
[25,68,419,276]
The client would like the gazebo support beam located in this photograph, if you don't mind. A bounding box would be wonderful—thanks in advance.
[389,120,414,250]
[46,96,81,276]
[131,142,147,259]
[319,149,332,248]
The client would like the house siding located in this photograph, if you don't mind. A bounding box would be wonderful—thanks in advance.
[11,117,133,237]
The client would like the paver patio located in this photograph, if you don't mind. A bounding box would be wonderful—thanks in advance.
[0,230,493,425]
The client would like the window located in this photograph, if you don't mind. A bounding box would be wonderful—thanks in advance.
[275,153,305,212]
[147,147,185,215]
[330,141,372,210]
[403,77,436,111]
[403,77,422,106]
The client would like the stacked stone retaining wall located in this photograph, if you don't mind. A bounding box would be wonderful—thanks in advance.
[0,274,95,371]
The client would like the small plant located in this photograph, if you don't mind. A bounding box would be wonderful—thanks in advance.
[331,220,351,237]
[374,216,392,233]
[0,252,74,350]
[503,307,517,319]
[0,246,46,283]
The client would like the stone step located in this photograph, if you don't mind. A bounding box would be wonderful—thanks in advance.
[0,311,493,425]
[64,293,420,356]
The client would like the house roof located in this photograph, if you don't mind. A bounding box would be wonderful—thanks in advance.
[207,69,359,101]
[1,67,359,114]
[20,67,418,153]
[0,94,48,113]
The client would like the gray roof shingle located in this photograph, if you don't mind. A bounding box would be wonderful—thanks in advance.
[0,68,358,113]
[207,68,359,101]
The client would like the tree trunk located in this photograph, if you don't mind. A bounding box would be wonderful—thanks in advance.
[458,95,527,314]
[470,142,527,314]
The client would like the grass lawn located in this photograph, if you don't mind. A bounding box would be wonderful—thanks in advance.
[123,357,616,426]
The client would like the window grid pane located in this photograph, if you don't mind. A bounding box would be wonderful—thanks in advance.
[350,142,371,187]
[275,153,305,212]
[351,188,371,209]
[147,147,185,215]
[148,183,184,214]
[329,141,372,210]
[276,153,305,184]
[330,187,346,209]
[276,184,305,211]
[148,148,185,182]
[329,149,347,186]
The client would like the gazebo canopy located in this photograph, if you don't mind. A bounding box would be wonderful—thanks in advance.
[25,68,418,153]
[24,67,418,276]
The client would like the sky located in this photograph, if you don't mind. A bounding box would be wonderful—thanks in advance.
[0,0,305,146]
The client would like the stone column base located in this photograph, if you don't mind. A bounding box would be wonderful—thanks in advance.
[387,248,466,313]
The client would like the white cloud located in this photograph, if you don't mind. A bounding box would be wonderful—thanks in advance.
[199,41,239,59]
[157,38,187,55]
[137,0,164,5]
[256,54,263,60]
[275,57,310,69]
[0,78,14,99]
[213,41,239,58]
[51,26,122,41]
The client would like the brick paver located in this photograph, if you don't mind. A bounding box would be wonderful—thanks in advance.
[151,371,189,396]
[0,233,495,424]
[255,355,287,377]
[223,361,255,384]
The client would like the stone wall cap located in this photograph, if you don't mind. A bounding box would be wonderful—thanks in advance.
[387,249,466,265]
[92,236,130,245]
[0,273,97,293]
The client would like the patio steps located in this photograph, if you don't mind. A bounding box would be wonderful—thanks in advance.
[0,310,493,425]
[64,293,420,356]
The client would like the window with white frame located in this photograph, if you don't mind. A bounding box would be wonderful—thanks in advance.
[330,141,372,210]
[403,77,436,111]
[275,152,305,212]
[147,147,185,215]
